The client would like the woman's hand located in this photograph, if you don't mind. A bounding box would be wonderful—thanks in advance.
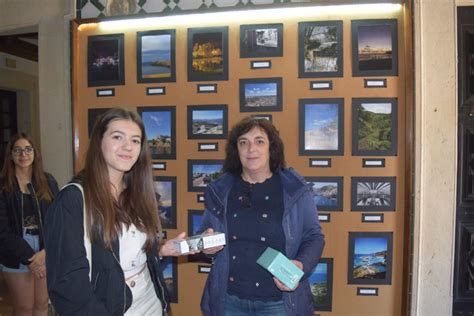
[159,232,200,256]
[273,260,303,292]
[28,250,46,279]
[201,228,224,255]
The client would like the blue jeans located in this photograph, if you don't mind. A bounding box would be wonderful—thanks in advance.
[1,232,39,273]
[224,293,286,316]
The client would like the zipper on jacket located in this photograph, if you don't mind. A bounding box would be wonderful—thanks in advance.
[112,252,127,315]
[154,256,168,315]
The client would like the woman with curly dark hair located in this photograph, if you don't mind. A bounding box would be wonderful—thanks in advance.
[200,117,325,316]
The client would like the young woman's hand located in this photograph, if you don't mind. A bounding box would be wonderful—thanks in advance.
[201,228,224,255]
[159,232,201,256]
[273,260,303,292]
[28,249,45,270]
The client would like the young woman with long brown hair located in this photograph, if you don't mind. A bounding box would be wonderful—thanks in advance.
[45,108,188,315]
[0,133,59,316]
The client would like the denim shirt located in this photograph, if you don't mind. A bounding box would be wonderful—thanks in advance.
[200,168,325,316]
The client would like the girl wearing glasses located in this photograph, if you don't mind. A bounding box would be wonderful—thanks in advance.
[0,133,59,316]
[200,117,325,316]
[44,108,189,315]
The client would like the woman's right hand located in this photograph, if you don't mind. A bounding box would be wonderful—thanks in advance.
[201,228,224,255]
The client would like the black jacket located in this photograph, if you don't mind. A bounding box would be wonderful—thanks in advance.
[44,184,170,315]
[0,173,59,268]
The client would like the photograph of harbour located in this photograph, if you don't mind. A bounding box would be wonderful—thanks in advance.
[191,31,224,75]
[357,24,393,71]
[304,103,339,151]
[350,234,391,283]
[139,32,173,80]
[311,181,338,207]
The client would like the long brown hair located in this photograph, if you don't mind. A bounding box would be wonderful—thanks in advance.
[1,133,54,202]
[83,108,160,251]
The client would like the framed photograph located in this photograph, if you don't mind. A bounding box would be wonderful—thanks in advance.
[240,23,283,58]
[239,78,282,112]
[188,27,228,81]
[309,258,333,311]
[188,210,212,264]
[137,29,176,83]
[187,105,228,139]
[161,256,178,302]
[351,19,398,77]
[88,108,111,137]
[137,106,176,160]
[298,21,343,78]
[348,232,393,285]
[351,176,396,212]
[306,177,343,212]
[352,98,398,156]
[87,34,124,87]
[188,160,224,192]
[153,176,177,229]
[299,98,344,156]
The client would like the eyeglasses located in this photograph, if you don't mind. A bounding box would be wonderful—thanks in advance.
[238,183,253,208]
[12,146,34,156]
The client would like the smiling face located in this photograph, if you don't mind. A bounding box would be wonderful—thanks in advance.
[237,127,271,179]
[101,119,142,182]
[11,138,35,171]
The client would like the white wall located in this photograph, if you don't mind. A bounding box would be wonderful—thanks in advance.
[0,0,74,186]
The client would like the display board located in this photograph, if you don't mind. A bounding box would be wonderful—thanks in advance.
[72,4,410,314]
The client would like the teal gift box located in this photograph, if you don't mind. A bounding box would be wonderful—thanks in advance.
[256,247,304,290]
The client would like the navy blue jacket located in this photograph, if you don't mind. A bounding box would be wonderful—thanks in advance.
[44,184,170,315]
[200,168,325,316]
[0,173,59,268]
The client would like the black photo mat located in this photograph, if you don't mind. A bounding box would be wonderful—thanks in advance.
[299,98,344,156]
[87,108,111,137]
[298,20,343,78]
[187,27,229,81]
[239,77,282,112]
[137,29,176,83]
[87,34,125,87]
[153,176,177,230]
[187,104,228,140]
[137,106,176,160]
[351,176,396,212]
[351,19,398,77]
[240,23,283,58]
[352,98,398,156]
[348,232,393,285]
[305,176,343,212]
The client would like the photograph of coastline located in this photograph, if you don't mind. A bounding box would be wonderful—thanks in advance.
[188,160,224,192]
[137,30,175,83]
[299,21,343,77]
[153,176,176,229]
[306,177,343,212]
[161,256,178,302]
[352,98,397,156]
[299,98,344,156]
[187,105,228,139]
[309,258,333,311]
[88,34,124,86]
[188,27,228,81]
[352,19,398,76]
[348,232,393,284]
[138,107,176,160]
[240,24,283,58]
[240,78,282,112]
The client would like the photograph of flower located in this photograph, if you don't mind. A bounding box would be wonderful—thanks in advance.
[351,177,396,212]
[137,30,176,83]
[188,160,224,192]
[352,98,398,156]
[240,23,283,58]
[299,98,344,156]
[298,21,343,78]
[87,34,124,87]
[153,176,176,229]
[348,232,393,285]
[137,106,176,160]
[161,256,178,302]
[240,78,282,112]
[352,19,398,76]
[306,177,343,212]
[188,27,228,81]
[187,105,228,139]
[309,258,333,311]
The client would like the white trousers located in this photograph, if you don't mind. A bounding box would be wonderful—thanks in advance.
[124,267,163,316]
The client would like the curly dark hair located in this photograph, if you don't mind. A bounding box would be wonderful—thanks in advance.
[223,117,286,175]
